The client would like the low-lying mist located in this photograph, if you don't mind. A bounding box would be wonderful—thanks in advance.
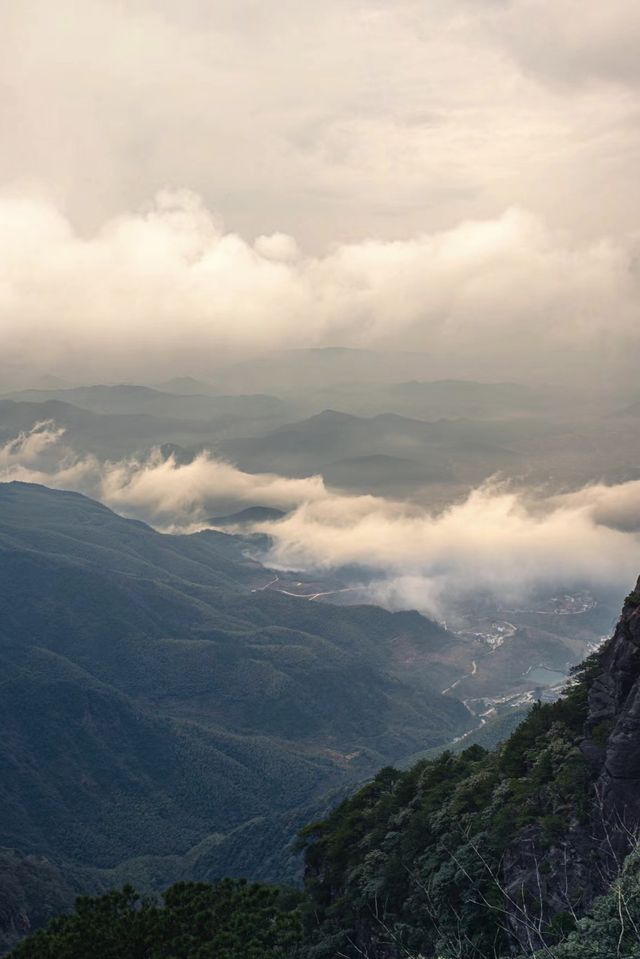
[2,421,639,619]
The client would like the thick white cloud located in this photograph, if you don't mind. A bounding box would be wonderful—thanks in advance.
[0,422,327,521]
[0,420,65,466]
[1,191,638,384]
[258,484,640,615]
[3,424,640,617]
[1,0,639,245]
[1,1,639,384]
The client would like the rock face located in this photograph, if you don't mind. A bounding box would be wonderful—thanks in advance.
[504,582,640,952]
[583,583,640,853]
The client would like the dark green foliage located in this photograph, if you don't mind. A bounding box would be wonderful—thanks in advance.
[625,588,640,607]
[4,631,633,959]
[0,482,470,948]
[8,881,303,959]
[528,846,640,958]
[300,663,598,958]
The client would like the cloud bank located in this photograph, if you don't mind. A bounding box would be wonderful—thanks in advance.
[1,1,639,387]
[3,423,640,617]
[1,191,639,386]
[258,484,640,615]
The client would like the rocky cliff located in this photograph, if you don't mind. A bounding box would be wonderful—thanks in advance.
[301,580,640,958]
[501,583,640,952]
[583,584,640,842]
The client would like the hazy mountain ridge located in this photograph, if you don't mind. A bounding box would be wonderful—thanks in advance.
[3,386,285,422]
[7,371,640,499]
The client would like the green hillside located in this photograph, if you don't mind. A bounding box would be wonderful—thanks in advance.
[9,648,635,959]
[0,482,470,952]
[7,550,640,959]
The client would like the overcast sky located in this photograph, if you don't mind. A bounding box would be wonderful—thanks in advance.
[1,0,639,383]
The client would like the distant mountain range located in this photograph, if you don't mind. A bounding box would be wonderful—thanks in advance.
[209,348,436,395]
[8,374,640,496]
[3,385,285,421]
[220,408,517,493]
[0,387,291,457]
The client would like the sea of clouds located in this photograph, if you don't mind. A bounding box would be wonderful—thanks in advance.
[3,421,640,618]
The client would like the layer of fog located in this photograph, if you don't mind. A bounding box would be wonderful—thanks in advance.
[1,191,639,388]
[3,422,640,618]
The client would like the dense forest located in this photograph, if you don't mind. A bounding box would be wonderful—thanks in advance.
[0,481,472,953]
[300,660,597,957]
[8,881,304,959]
[12,585,640,958]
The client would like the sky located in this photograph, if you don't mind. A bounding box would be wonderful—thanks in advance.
[1,0,639,384]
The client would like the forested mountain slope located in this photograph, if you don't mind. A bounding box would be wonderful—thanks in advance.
[0,482,470,952]
[300,580,640,958]
[13,580,640,958]
[10,550,640,957]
